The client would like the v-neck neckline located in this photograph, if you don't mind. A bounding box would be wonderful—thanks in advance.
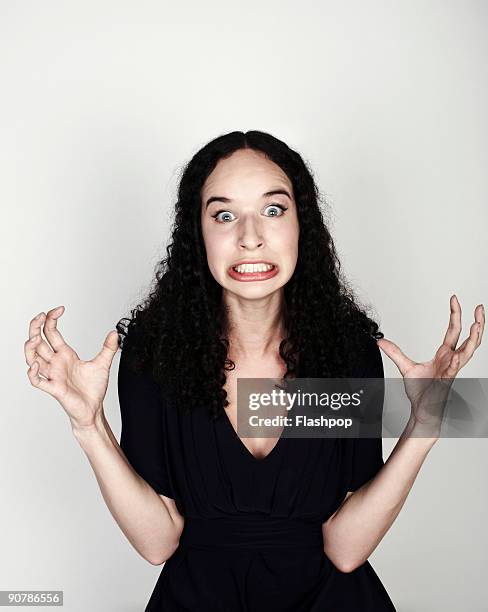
[222,407,286,462]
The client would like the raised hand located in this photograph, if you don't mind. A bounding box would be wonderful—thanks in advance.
[376,295,484,436]
[25,305,120,430]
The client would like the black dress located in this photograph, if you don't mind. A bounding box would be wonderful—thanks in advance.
[118,332,397,611]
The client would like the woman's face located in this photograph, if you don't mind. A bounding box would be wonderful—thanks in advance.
[200,148,299,300]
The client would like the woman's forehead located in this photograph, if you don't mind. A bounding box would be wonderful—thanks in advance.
[202,154,292,202]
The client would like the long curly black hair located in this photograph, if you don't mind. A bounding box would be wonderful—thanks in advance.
[116,129,384,422]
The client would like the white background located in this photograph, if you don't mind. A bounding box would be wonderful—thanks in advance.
[1,1,487,610]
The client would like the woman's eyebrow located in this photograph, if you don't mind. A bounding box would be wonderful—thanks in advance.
[205,189,292,209]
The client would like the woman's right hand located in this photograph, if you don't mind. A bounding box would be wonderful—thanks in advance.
[24,305,120,431]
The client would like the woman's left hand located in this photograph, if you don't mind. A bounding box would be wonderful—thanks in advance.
[376,295,484,436]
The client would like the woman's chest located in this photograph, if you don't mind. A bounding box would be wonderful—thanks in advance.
[165,399,348,521]
[222,359,289,461]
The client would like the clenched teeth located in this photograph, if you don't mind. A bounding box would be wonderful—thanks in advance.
[233,263,275,273]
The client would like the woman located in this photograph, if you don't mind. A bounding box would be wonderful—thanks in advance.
[25,130,484,611]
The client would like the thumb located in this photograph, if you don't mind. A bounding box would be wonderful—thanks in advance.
[377,337,415,377]
[94,330,120,369]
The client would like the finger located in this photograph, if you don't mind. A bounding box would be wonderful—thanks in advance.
[376,337,416,377]
[27,360,57,395]
[444,351,461,378]
[24,336,51,372]
[93,330,120,368]
[32,353,50,378]
[28,311,57,356]
[455,336,469,353]
[456,320,481,369]
[28,311,47,341]
[25,333,54,365]
[442,295,462,350]
[475,304,484,348]
[42,305,68,351]
[457,306,484,354]
[25,334,41,365]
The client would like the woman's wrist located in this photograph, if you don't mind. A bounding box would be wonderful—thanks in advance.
[71,407,108,445]
[403,413,440,447]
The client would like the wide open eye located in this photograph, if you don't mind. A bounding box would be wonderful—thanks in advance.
[264,204,288,217]
[211,204,288,223]
[212,210,236,223]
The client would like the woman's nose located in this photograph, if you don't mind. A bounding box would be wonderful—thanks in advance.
[238,219,264,249]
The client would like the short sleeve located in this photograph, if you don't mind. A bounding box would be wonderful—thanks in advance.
[117,335,174,499]
[347,335,385,492]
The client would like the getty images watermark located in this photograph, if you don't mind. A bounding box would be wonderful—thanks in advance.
[235,377,488,439]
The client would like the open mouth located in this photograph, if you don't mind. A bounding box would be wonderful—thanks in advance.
[230,263,276,274]
[228,262,279,281]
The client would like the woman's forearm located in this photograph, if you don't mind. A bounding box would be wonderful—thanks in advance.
[323,415,438,573]
[72,407,183,565]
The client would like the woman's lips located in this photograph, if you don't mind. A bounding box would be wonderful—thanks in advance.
[228,264,279,282]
